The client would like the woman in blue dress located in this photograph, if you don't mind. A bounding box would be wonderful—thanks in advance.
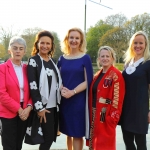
[57,27,93,150]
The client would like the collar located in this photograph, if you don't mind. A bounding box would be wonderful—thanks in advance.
[126,57,144,75]
[129,57,144,67]
[11,61,23,67]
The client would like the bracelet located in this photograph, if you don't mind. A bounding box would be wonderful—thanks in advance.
[73,89,77,95]
[27,104,33,110]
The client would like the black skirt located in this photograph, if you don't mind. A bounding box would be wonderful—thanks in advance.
[24,107,58,145]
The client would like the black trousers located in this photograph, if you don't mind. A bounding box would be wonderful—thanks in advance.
[0,116,27,150]
[121,127,147,150]
[39,107,57,150]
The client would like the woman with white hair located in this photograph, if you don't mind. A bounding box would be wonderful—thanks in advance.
[119,31,150,150]
[0,36,32,150]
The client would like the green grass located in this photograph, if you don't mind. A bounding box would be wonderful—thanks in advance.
[92,63,124,74]
[115,63,124,71]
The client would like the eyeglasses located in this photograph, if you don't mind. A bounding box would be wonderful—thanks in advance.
[11,46,25,51]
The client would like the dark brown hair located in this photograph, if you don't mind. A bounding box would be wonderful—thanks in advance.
[31,30,55,57]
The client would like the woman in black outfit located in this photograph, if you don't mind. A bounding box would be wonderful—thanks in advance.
[27,30,62,150]
[119,31,150,150]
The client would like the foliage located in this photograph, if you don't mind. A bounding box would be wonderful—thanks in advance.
[0,12,150,62]
[124,13,150,37]
[114,63,124,71]
[105,13,127,27]
[0,26,19,53]
[0,44,7,59]
[92,63,99,73]
[86,20,113,62]
[0,27,62,61]
[21,27,43,60]
[52,32,62,62]
[99,27,128,63]
[86,12,150,63]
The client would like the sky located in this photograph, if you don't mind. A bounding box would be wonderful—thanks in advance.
[0,0,149,40]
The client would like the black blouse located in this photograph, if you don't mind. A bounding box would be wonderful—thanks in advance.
[92,73,105,108]
[27,55,60,111]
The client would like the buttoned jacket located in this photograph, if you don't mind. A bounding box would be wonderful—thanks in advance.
[0,59,32,118]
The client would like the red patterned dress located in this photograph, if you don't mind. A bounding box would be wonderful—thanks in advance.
[87,66,125,150]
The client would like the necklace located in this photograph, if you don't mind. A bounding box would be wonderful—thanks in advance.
[63,53,85,59]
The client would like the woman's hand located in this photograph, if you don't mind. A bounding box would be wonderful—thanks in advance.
[18,107,26,121]
[19,106,32,121]
[18,107,23,116]
[37,109,50,123]
[61,87,74,99]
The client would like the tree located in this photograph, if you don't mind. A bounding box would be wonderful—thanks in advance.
[99,27,128,63]
[124,13,150,39]
[0,44,7,59]
[0,26,18,54]
[21,27,43,60]
[86,21,113,62]
[105,13,127,27]
[52,32,62,61]
[86,13,150,63]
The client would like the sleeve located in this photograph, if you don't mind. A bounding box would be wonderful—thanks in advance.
[108,72,125,125]
[0,64,20,113]
[84,54,93,139]
[26,97,33,107]
[147,62,150,84]
[146,62,150,111]
[57,56,62,69]
[27,57,45,111]
[84,54,93,89]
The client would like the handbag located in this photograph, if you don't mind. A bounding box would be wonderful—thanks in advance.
[24,110,44,145]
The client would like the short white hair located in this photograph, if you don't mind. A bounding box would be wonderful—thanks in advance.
[8,36,27,51]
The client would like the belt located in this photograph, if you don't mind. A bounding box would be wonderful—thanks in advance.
[99,97,111,104]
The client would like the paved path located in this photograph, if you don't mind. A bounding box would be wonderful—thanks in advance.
[0,126,150,150]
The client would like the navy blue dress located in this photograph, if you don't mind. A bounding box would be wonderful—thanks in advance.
[120,60,150,134]
[57,54,93,137]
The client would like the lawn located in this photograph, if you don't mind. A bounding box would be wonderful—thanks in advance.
[92,63,124,73]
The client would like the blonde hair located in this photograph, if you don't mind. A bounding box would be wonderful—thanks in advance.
[97,46,116,68]
[61,27,86,54]
[124,31,150,65]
